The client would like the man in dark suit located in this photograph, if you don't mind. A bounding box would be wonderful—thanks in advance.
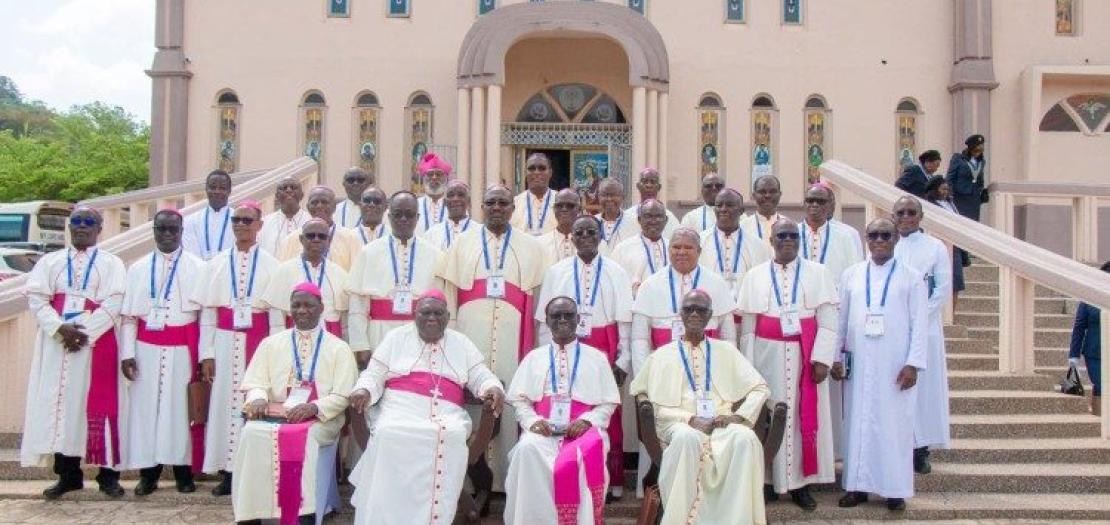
[945,135,988,222]
[895,150,942,197]
[1069,261,1109,416]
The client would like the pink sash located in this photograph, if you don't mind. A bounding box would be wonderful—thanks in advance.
[534,396,605,525]
[276,384,318,525]
[215,307,269,365]
[136,318,205,474]
[284,316,343,339]
[456,278,535,360]
[385,371,465,407]
[649,327,721,350]
[754,314,820,476]
[368,299,415,322]
[50,294,120,467]
[579,323,624,486]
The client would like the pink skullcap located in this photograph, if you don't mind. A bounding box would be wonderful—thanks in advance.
[156,207,182,218]
[236,199,263,212]
[417,288,447,304]
[292,282,323,299]
[418,153,452,177]
[810,181,832,192]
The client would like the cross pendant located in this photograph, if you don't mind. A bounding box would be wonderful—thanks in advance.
[430,387,442,399]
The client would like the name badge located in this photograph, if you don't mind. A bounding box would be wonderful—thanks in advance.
[779,305,801,336]
[233,298,253,330]
[487,272,506,299]
[62,292,85,320]
[283,384,312,411]
[549,395,572,431]
[146,304,169,331]
[696,394,716,419]
[865,313,885,337]
[392,286,413,315]
[575,306,593,338]
[670,318,686,340]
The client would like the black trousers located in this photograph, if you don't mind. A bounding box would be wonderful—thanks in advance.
[52,453,119,485]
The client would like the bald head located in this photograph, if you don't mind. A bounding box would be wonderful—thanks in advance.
[637,168,662,200]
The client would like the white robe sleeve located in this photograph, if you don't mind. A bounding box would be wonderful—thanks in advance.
[928,242,952,314]
[631,313,652,377]
[353,357,390,405]
[739,312,756,361]
[348,294,370,353]
[810,302,839,366]
[836,271,852,361]
[717,313,737,343]
[615,320,631,373]
[241,336,274,404]
[82,291,122,342]
[906,276,930,370]
[312,345,357,422]
[26,258,63,337]
[578,401,617,430]
[200,307,217,360]
[120,317,137,361]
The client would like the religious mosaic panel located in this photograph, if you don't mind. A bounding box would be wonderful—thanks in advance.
[328,0,349,17]
[478,0,496,15]
[389,0,410,17]
[726,0,745,22]
[897,113,917,171]
[804,110,827,185]
[699,110,721,177]
[581,95,624,124]
[407,104,433,192]
[355,107,379,176]
[629,0,645,14]
[751,110,774,184]
[217,103,239,173]
[1056,0,1075,35]
[783,0,802,24]
[303,108,324,162]
[1066,93,1109,133]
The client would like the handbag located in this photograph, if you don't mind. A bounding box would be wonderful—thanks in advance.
[979,188,990,204]
[1059,364,1085,396]
[637,485,661,525]
[187,380,211,425]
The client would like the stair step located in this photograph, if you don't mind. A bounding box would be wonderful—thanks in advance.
[963,281,998,296]
[947,354,998,371]
[950,414,1101,439]
[944,338,998,355]
[1037,348,1075,367]
[954,296,1072,315]
[964,265,999,281]
[933,438,1110,464]
[946,371,1056,391]
[915,462,1110,493]
[961,327,1074,348]
[948,390,1088,415]
[943,324,968,338]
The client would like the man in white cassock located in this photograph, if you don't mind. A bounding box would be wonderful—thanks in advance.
[333,167,373,229]
[596,178,640,256]
[22,207,128,499]
[680,173,724,232]
[737,218,838,510]
[535,215,633,499]
[262,219,349,340]
[234,283,358,525]
[505,297,621,525]
[182,170,234,261]
[834,218,928,512]
[279,186,361,271]
[622,168,679,241]
[415,153,451,235]
[610,199,669,296]
[353,186,391,247]
[698,189,770,305]
[741,175,787,249]
[630,290,770,525]
[423,180,479,251]
[348,191,441,365]
[439,185,545,489]
[891,196,952,474]
[537,189,581,266]
[347,291,505,525]
[259,177,312,256]
[197,201,279,496]
[510,153,557,236]
[120,210,204,495]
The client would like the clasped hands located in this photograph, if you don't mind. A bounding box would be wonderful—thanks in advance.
[688,414,745,435]
[530,418,592,440]
[243,398,319,423]
[57,323,89,353]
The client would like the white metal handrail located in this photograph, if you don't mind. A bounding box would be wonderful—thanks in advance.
[987,181,1110,263]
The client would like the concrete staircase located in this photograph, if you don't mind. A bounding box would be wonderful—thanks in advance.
[1,260,1108,522]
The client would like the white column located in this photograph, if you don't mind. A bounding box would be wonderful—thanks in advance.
[469,86,485,217]
[646,89,659,170]
[456,88,470,191]
[632,86,647,177]
[485,85,502,190]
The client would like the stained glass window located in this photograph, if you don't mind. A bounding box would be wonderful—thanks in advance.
[895,98,919,173]
[216,91,240,173]
[328,0,349,17]
[406,93,433,192]
[698,94,723,177]
[804,96,828,186]
[301,92,326,168]
[479,0,496,15]
[1067,94,1110,132]
[783,0,802,24]
[751,95,776,188]
[726,0,744,23]
[629,0,645,14]
[354,92,380,176]
[514,84,626,124]
[1056,0,1076,35]
[389,0,410,17]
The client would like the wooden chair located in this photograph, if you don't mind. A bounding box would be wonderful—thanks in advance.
[635,395,788,524]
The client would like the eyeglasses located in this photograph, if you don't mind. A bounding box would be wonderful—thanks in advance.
[303,232,331,241]
[361,197,384,205]
[681,305,711,315]
[69,217,99,227]
[154,225,181,234]
[804,198,829,205]
[548,312,578,321]
[230,217,256,225]
[867,231,894,241]
[894,209,919,217]
[775,232,800,241]
[704,183,725,189]
[573,229,599,238]
[389,211,418,219]
[345,176,367,184]
[553,203,579,210]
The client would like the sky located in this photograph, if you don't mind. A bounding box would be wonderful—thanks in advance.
[0,0,155,122]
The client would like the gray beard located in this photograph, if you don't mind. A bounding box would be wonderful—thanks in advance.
[425,185,446,198]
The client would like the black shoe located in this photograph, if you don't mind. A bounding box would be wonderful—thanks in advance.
[838,491,869,508]
[97,480,125,498]
[134,478,158,496]
[211,472,232,496]
[789,487,817,511]
[887,497,906,511]
[173,465,195,493]
[763,484,779,502]
[43,479,83,500]
[176,479,196,493]
[298,514,315,525]
[913,447,932,474]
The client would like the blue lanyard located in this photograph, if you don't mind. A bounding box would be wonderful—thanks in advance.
[229,247,259,300]
[388,236,416,287]
[866,259,898,309]
[800,222,832,264]
[668,266,701,315]
[422,198,446,231]
[641,237,668,274]
[340,201,349,227]
[573,257,604,307]
[769,261,802,307]
[713,228,743,274]
[678,339,712,394]
[756,217,763,239]
[290,329,324,383]
[701,205,708,230]
[301,256,327,288]
[205,206,229,255]
[526,191,551,231]
[602,213,624,245]
[444,218,471,248]
[547,342,581,397]
[149,251,181,303]
[358,223,384,245]
[481,227,512,273]
[66,248,98,292]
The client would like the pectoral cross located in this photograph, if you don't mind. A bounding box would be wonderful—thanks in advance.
[430,386,442,399]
